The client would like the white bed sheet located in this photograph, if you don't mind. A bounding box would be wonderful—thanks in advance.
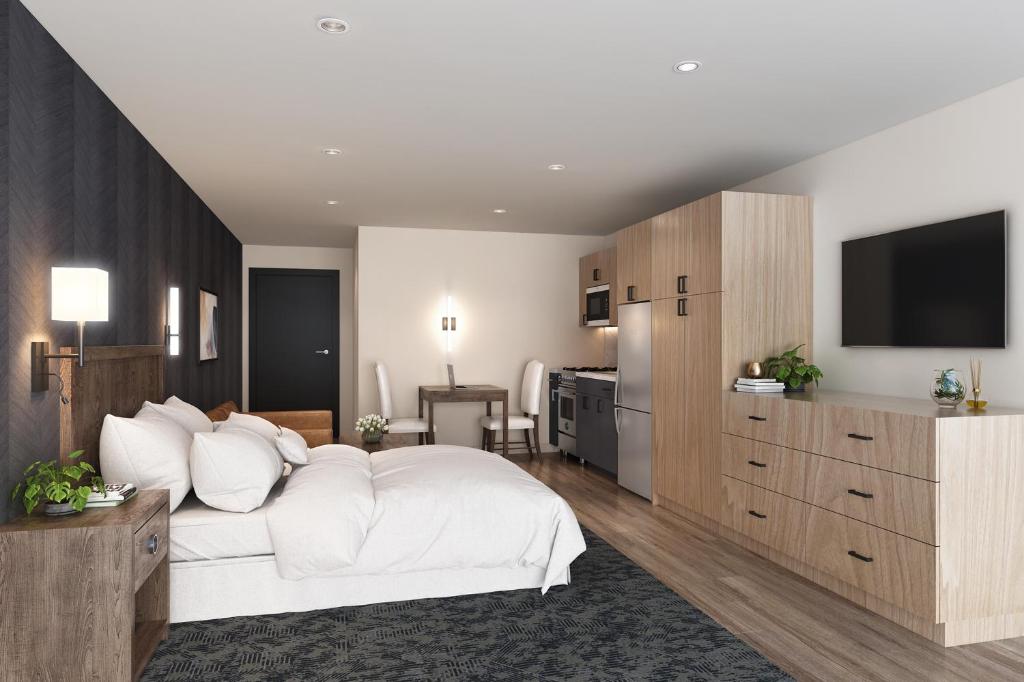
[169,478,284,562]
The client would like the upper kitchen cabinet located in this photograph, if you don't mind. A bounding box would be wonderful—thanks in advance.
[652,193,723,299]
[615,219,652,304]
[579,246,617,326]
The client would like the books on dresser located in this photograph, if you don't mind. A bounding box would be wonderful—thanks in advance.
[734,377,784,392]
[85,483,137,508]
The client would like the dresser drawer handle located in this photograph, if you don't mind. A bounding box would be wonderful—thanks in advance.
[748,416,767,422]
[747,460,767,468]
[847,488,874,499]
[146,534,160,555]
[748,510,767,519]
[847,433,874,441]
[848,550,874,563]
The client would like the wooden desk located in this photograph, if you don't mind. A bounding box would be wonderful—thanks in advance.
[0,489,170,681]
[419,384,510,456]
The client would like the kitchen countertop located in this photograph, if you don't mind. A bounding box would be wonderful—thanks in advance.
[576,371,617,382]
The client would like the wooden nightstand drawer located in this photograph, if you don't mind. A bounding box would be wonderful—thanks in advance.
[134,504,169,592]
[804,504,936,620]
[820,404,936,480]
[721,476,807,561]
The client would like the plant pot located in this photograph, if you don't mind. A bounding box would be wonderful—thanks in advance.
[44,501,77,516]
[362,431,383,445]
[783,384,806,392]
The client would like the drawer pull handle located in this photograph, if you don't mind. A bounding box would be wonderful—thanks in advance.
[847,433,874,441]
[748,510,767,519]
[677,298,688,316]
[677,275,688,294]
[627,285,636,302]
[146,533,160,555]
[847,488,874,499]
[748,416,767,422]
[848,550,874,563]
[747,460,767,468]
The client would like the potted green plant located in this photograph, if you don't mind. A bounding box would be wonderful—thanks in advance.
[763,344,823,392]
[10,450,104,516]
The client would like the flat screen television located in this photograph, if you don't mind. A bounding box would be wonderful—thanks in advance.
[841,210,1006,348]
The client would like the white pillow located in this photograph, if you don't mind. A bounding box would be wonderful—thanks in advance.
[275,427,309,465]
[223,411,280,443]
[100,412,193,512]
[139,396,212,434]
[190,429,284,512]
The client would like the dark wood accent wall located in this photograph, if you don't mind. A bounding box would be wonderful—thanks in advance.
[0,0,241,521]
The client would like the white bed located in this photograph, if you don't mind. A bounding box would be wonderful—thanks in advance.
[169,444,586,623]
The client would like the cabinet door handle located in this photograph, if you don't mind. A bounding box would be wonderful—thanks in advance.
[581,313,586,325]
[677,298,688,316]
[581,396,589,410]
[146,534,160,555]
[596,399,603,414]
[593,268,600,281]
[848,550,874,563]
[748,415,767,422]
[847,488,874,499]
[677,275,688,294]
[747,460,767,468]
[627,285,636,302]
[748,510,767,519]
[848,433,874,441]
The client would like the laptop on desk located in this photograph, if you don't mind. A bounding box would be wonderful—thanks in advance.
[447,364,468,389]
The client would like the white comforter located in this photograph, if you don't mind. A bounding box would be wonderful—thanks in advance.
[266,444,586,592]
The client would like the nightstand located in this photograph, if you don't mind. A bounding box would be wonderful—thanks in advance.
[0,489,170,681]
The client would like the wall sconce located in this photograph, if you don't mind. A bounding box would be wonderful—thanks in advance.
[31,267,109,392]
[441,296,457,352]
[166,286,180,356]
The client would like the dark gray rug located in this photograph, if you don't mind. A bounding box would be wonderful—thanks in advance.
[143,529,792,681]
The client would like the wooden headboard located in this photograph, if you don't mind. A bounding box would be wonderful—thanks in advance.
[58,345,165,470]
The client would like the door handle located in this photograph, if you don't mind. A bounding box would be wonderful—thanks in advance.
[677,275,688,294]
[848,550,874,563]
[748,510,767,519]
[614,407,621,435]
[315,349,330,355]
[677,298,688,316]
[596,399,603,414]
[614,367,621,405]
[747,460,767,468]
[551,389,558,402]
[593,268,600,281]
[848,433,874,441]
[748,415,767,422]
[847,489,874,499]
[627,285,636,302]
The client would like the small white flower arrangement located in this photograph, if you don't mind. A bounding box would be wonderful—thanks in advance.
[355,414,388,443]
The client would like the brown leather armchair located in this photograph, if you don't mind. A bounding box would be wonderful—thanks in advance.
[205,401,334,448]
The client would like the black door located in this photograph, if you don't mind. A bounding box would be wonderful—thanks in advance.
[249,268,339,434]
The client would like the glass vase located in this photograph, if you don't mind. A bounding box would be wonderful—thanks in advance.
[362,430,383,444]
[930,369,965,408]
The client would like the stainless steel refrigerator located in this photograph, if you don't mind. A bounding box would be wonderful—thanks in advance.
[615,302,652,500]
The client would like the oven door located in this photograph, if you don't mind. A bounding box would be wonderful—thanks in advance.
[585,284,610,326]
[558,389,576,436]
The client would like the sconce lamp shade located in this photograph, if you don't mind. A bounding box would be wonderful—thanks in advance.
[51,267,108,322]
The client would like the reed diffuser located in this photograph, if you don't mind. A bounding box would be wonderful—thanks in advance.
[967,358,987,410]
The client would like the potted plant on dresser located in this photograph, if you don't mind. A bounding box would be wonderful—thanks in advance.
[10,450,103,516]
[763,344,823,391]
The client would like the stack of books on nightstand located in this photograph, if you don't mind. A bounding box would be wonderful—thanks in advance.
[734,377,784,393]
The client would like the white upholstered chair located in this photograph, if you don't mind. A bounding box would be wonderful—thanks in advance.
[479,360,545,458]
[374,362,433,445]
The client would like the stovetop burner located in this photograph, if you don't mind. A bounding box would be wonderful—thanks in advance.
[562,366,616,373]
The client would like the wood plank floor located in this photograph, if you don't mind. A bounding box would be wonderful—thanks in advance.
[515,453,1024,681]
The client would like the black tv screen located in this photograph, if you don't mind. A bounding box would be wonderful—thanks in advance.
[842,211,1006,348]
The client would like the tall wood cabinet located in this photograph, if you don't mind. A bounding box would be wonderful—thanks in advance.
[578,246,617,326]
[651,192,812,526]
[615,219,652,303]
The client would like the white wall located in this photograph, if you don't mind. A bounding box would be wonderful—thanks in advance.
[356,226,609,448]
[735,77,1024,406]
[241,245,356,429]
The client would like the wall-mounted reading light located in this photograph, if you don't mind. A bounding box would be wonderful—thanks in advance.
[441,296,457,353]
[31,267,109,392]
[166,286,180,356]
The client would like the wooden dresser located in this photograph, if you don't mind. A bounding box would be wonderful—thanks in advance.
[720,390,1024,646]
[0,490,170,680]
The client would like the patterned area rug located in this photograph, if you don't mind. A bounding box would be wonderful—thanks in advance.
[143,529,792,681]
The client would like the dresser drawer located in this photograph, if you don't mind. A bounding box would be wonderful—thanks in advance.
[721,476,807,560]
[722,392,818,452]
[721,434,806,500]
[133,504,168,592]
[804,505,936,620]
[820,404,936,480]
[805,455,936,544]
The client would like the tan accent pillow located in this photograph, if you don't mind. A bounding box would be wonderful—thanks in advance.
[205,401,240,423]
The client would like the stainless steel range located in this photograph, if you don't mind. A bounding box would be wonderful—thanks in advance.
[555,367,615,458]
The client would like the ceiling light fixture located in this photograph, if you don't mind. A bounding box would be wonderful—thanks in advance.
[493,209,507,214]
[322,148,342,156]
[673,60,702,73]
[326,200,340,205]
[317,17,350,34]
[547,164,566,171]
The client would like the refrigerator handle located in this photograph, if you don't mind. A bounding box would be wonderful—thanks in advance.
[614,367,622,405]
[614,407,622,434]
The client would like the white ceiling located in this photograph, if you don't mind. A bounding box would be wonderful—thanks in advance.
[22,1,1024,247]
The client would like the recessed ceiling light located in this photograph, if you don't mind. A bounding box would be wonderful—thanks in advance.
[493,209,507,214]
[673,60,702,73]
[326,200,340,205]
[322,148,343,156]
[317,17,350,34]
[547,164,566,171]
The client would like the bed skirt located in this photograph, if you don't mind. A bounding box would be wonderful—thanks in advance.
[170,556,569,623]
